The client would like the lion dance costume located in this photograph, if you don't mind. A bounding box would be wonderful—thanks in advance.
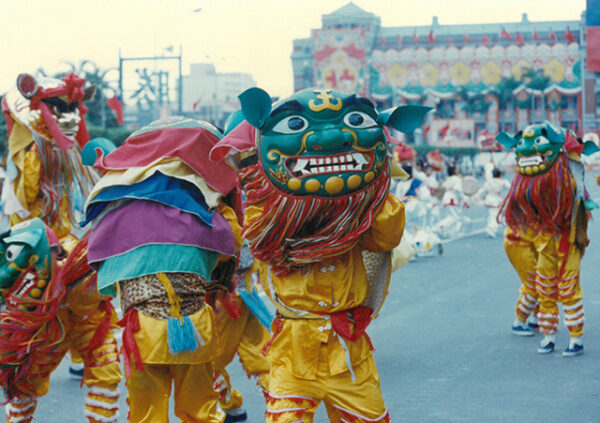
[211,88,430,422]
[84,117,242,422]
[497,122,598,356]
[1,73,121,422]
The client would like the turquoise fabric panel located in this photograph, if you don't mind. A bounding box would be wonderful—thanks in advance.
[97,244,218,295]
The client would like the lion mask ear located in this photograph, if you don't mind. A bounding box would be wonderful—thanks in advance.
[239,87,272,128]
[496,132,518,149]
[543,121,563,143]
[583,140,600,156]
[16,73,39,99]
[379,105,433,134]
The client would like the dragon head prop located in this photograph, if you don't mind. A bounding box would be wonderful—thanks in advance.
[0,218,94,399]
[498,122,599,234]
[0,218,59,310]
[2,73,96,151]
[496,121,600,176]
[211,88,431,273]
[212,88,431,197]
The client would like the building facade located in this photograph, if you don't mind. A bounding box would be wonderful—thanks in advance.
[182,63,256,128]
[292,2,591,147]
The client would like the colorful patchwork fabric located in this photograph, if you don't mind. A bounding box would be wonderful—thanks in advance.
[86,157,223,210]
[81,172,213,227]
[87,199,234,265]
[96,244,219,295]
[94,118,236,195]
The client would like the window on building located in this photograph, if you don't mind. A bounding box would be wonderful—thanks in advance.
[436,99,455,119]
[560,95,578,109]
[502,122,515,133]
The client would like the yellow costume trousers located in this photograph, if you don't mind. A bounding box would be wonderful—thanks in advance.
[505,228,584,337]
[265,341,390,423]
[6,294,122,423]
[505,227,539,323]
[212,295,271,411]
[127,363,224,423]
[123,307,224,423]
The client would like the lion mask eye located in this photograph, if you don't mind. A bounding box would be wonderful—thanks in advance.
[272,116,309,134]
[343,111,377,129]
[5,244,24,262]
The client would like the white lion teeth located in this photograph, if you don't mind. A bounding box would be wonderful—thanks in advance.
[353,153,367,165]
[294,153,371,175]
[518,155,543,167]
[293,159,310,175]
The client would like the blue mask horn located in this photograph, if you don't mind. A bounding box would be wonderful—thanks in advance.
[496,132,518,149]
[379,105,433,134]
[583,141,600,156]
[239,88,272,128]
[543,121,563,143]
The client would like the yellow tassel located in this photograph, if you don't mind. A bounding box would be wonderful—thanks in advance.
[156,273,183,321]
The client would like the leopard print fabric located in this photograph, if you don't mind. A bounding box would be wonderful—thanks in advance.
[119,272,207,319]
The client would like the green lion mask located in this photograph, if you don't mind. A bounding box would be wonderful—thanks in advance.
[496,121,599,176]
[239,88,431,197]
[0,218,55,309]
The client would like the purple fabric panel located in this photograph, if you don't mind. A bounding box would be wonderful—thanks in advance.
[88,199,234,264]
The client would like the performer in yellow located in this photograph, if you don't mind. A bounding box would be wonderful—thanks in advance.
[504,227,540,336]
[211,289,272,422]
[85,117,242,422]
[497,122,598,356]
[211,87,430,422]
[1,73,121,422]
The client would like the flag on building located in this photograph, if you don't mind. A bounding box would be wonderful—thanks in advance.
[463,34,470,43]
[413,31,419,43]
[381,35,386,46]
[515,32,524,45]
[397,34,402,45]
[482,34,489,45]
[549,28,556,41]
[106,95,124,125]
[565,27,575,43]
[500,27,512,39]
[428,30,435,43]
[533,29,539,42]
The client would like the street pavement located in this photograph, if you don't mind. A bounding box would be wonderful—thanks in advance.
[6,176,600,422]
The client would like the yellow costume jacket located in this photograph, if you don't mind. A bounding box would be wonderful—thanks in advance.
[251,194,405,380]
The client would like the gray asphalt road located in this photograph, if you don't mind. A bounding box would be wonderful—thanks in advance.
[5,178,600,423]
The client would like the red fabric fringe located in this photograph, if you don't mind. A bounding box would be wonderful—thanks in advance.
[0,261,64,400]
[117,309,144,378]
[240,162,390,275]
[57,232,96,291]
[222,292,243,321]
[0,233,99,400]
[500,155,575,233]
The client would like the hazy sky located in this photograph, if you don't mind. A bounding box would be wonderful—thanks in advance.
[0,0,586,99]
